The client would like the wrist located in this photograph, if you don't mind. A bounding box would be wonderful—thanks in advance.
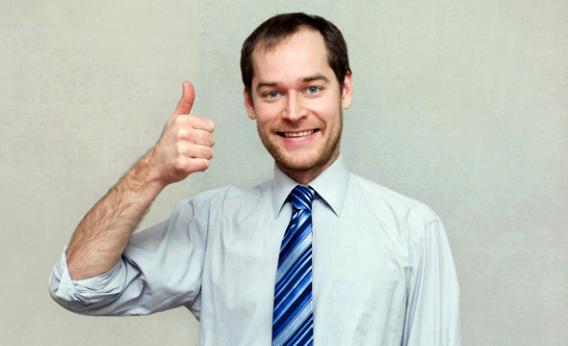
[125,149,168,194]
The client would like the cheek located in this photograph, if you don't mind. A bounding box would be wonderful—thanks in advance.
[311,99,341,122]
[254,115,275,134]
[254,104,283,126]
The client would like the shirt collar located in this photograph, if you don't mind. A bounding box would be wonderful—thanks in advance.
[270,154,350,219]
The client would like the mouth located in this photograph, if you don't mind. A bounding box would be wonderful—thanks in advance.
[278,129,319,138]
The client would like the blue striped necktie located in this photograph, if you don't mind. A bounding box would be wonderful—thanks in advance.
[272,185,316,346]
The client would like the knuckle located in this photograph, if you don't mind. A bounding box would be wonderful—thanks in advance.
[176,142,186,154]
[199,160,210,171]
[174,157,186,171]
[188,116,200,126]
[175,115,190,127]
[177,128,188,140]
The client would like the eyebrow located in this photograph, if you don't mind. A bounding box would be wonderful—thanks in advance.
[255,74,331,92]
[302,74,330,84]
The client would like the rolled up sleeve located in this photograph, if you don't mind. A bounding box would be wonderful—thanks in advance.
[48,247,130,313]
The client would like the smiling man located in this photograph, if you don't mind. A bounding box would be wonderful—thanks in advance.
[244,28,348,185]
[49,13,461,346]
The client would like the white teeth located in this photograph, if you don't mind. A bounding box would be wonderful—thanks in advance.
[283,130,314,138]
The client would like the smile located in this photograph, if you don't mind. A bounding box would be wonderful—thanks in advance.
[279,130,318,138]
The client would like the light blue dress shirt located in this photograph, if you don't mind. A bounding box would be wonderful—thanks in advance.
[49,155,461,345]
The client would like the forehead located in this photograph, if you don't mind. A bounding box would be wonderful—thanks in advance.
[251,29,333,83]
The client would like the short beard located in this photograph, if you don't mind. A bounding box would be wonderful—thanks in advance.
[258,111,343,178]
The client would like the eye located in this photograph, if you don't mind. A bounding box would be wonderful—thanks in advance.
[306,86,321,95]
[263,90,280,99]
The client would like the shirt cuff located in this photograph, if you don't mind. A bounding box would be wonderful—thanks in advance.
[48,246,124,312]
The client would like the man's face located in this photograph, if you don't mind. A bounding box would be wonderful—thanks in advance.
[244,29,352,182]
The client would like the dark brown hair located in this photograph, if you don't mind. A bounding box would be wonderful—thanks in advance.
[240,12,351,97]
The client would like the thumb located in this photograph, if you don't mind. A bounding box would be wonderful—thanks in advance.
[174,81,195,115]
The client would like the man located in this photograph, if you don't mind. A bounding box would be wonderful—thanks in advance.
[50,12,461,345]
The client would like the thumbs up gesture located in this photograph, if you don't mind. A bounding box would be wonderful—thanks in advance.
[149,81,215,185]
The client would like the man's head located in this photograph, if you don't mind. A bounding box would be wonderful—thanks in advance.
[241,13,353,184]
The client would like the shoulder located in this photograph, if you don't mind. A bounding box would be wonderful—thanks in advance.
[175,182,269,214]
[349,174,442,237]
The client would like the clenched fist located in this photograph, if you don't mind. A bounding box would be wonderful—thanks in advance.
[148,81,215,185]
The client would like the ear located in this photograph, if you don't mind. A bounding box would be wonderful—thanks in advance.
[243,88,257,119]
[340,73,353,109]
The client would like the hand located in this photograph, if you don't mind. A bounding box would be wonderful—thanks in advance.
[149,81,215,185]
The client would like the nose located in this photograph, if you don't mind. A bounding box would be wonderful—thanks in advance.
[282,92,307,121]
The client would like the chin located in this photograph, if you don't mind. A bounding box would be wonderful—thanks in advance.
[278,155,321,171]
[272,146,339,175]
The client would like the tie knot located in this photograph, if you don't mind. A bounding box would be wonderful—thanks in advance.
[289,185,315,211]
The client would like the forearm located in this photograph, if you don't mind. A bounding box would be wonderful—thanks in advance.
[66,150,166,280]
[63,81,214,281]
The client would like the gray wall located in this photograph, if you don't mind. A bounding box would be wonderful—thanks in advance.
[1,0,566,345]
